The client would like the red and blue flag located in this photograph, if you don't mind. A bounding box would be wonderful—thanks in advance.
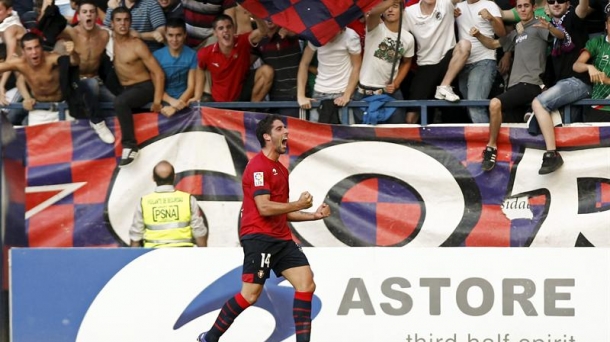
[237,0,379,46]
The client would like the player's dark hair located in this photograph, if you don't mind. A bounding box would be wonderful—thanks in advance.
[256,114,283,147]
[212,14,234,29]
[20,32,42,49]
[111,6,131,21]
[153,161,175,186]
[166,18,186,31]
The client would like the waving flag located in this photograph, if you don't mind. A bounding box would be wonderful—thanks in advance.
[238,0,379,46]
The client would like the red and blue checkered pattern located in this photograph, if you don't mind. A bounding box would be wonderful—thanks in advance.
[238,0,379,46]
[3,108,610,249]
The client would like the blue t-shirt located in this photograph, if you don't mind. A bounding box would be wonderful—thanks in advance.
[153,46,197,100]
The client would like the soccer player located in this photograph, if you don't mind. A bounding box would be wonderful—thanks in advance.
[196,114,331,342]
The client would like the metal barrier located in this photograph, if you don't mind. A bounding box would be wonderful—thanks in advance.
[177,99,610,125]
[4,98,610,125]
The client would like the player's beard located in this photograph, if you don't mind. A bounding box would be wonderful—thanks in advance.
[275,136,287,155]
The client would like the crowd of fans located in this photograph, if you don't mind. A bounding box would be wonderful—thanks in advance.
[1,0,610,170]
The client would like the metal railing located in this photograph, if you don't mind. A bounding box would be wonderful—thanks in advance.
[4,98,610,125]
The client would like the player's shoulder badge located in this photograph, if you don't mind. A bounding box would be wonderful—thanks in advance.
[254,172,264,187]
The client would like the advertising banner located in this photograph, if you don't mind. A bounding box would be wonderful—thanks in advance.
[2,108,610,248]
[10,248,610,341]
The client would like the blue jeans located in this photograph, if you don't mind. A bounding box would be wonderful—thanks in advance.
[458,59,497,123]
[79,77,116,124]
[535,77,591,122]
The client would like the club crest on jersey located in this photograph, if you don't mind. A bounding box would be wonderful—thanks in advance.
[272,168,278,175]
[254,172,264,186]
[257,270,265,279]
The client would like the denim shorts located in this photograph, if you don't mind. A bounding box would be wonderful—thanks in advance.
[536,77,591,112]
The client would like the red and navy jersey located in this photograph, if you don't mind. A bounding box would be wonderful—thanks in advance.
[240,151,292,241]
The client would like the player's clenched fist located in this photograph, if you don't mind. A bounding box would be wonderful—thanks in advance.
[298,191,313,209]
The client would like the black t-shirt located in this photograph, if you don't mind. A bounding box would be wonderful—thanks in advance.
[551,9,590,84]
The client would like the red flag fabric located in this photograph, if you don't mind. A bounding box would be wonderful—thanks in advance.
[238,0,380,46]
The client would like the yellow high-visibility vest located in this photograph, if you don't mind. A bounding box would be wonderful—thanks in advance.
[141,190,193,248]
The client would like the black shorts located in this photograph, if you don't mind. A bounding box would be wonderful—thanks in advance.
[407,48,455,103]
[495,83,542,111]
[241,238,310,285]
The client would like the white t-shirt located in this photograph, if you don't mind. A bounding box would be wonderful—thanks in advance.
[0,12,23,44]
[403,0,456,65]
[359,23,415,88]
[455,0,501,64]
[309,28,362,94]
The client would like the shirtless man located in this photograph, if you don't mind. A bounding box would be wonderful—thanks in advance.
[0,32,79,125]
[111,7,165,167]
[61,0,115,143]
[0,0,26,107]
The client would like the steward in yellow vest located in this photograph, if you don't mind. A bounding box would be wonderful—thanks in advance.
[129,161,208,248]
[141,190,194,247]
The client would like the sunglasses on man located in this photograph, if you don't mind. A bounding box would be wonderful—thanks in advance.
[547,0,567,4]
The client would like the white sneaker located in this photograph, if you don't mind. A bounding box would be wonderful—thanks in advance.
[434,86,460,102]
[119,147,139,167]
[90,120,115,144]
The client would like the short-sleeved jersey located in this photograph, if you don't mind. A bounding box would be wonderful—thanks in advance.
[197,33,251,102]
[240,151,292,241]
[584,34,610,111]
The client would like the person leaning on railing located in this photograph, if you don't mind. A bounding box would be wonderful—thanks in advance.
[0,32,79,125]
[572,10,610,124]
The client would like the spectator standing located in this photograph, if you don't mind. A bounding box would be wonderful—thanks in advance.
[472,0,563,171]
[110,7,165,166]
[105,0,166,52]
[455,0,506,123]
[255,22,302,118]
[403,0,472,124]
[129,160,208,247]
[297,28,362,123]
[353,0,415,124]
[61,0,116,143]
[196,114,330,342]
[153,18,197,117]
[194,14,272,103]
[573,11,610,123]
[531,0,591,174]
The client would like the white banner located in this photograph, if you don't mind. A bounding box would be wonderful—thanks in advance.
[68,248,610,342]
